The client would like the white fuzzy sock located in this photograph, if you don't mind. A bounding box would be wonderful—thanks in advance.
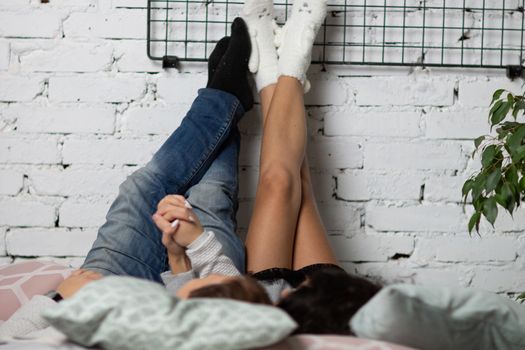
[276,0,327,92]
[242,0,279,92]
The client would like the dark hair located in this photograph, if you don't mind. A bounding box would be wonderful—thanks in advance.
[188,276,272,305]
[277,268,381,335]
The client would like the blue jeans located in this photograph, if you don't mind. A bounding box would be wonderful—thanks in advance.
[82,88,246,282]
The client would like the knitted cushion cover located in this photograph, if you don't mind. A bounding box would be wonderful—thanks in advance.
[0,261,73,321]
[351,284,525,350]
[43,276,297,350]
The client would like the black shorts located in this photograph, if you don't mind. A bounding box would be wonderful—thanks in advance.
[249,264,344,288]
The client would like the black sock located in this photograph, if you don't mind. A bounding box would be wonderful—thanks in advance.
[208,17,254,111]
[207,36,231,87]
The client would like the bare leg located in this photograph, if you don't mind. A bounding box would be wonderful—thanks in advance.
[244,0,330,273]
[255,85,338,271]
[292,159,339,269]
[245,76,306,273]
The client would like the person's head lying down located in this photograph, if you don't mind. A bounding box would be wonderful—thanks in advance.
[177,274,272,305]
[177,269,381,335]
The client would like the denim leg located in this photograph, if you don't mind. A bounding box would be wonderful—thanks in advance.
[82,89,245,282]
[185,128,245,273]
[147,88,245,193]
[81,168,169,281]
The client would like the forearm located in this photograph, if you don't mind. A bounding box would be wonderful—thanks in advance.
[168,253,191,274]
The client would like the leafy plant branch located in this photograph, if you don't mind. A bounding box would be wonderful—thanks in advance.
[462,88,525,233]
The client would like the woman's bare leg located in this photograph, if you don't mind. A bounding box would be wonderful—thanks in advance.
[256,85,338,271]
[245,76,306,273]
[292,159,339,269]
[244,0,329,273]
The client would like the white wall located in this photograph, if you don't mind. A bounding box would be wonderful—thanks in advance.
[0,0,524,295]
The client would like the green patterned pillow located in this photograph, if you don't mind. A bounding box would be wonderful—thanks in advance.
[351,284,525,350]
[42,276,296,350]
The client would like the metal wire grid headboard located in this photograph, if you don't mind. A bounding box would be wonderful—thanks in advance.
[147,0,525,77]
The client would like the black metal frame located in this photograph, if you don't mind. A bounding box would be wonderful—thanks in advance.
[147,0,525,78]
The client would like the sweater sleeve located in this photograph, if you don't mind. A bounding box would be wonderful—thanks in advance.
[161,270,195,296]
[186,231,241,278]
[160,231,242,296]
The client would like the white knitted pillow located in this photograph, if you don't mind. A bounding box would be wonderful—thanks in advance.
[0,261,73,321]
[43,276,297,350]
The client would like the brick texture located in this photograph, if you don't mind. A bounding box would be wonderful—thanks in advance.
[0,3,522,295]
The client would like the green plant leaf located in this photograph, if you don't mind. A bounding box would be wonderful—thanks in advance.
[517,292,525,303]
[499,182,515,214]
[506,165,519,185]
[483,197,498,226]
[507,93,515,104]
[519,176,525,192]
[494,148,503,168]
[491,89,505,105]
[500,121,521,131]
[512,145,525,163]
[462,178,475,198]
[491,102,512,126]
[495,192,506,207]
[481,145,497,167]
[485,169,502,193]
[474,136,485,149]
[512,101,525,119]
[489,100,504,122]
[471,175,487,203]
[473,194,486,212]
[468,211,481,233]
[507,124,525,153]
[496,122,520,140]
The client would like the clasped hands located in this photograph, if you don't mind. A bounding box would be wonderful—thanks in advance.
[56,194,202,299]
[152,194,204,273]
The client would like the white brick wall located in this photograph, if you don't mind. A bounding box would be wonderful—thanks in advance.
[8,104,116,134]
[0,197,57,227]
[0,1,523,295]
[29,165,134,196]
[350,77,455,106]
[366,204,467,232]
[0,170,23,195]
[48,75,147,102]
[62,136,162,165]
[59,198,112,227]
[364,142,467,170]
[0,11,61,38]
[0,135,61,164]
[63,11,146,39]
[0,41,9,70]
[6,228,96,256]
[20,41,114,73]
[0,75,44,101]
[325,111,421,138]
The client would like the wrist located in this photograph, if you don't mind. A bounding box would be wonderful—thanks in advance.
[168,253,191,274]
[177,227,204,248]
[45,290,64,302]
[186,228,204,246]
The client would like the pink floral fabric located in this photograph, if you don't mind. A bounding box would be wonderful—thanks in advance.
[260,335,416,350]
[0,261,73,321]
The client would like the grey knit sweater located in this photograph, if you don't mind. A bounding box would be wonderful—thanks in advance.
[160,230,242,293]
[161,230,289,303]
